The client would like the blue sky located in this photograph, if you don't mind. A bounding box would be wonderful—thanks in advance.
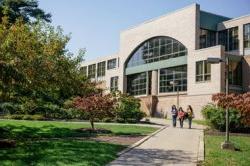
[39,0,250,61]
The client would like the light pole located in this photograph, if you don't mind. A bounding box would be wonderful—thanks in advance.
[207,57,235,150]
[170,80,179,109]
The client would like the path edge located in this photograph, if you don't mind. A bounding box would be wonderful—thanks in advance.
[117,125,168,156]
[197,129,205,164]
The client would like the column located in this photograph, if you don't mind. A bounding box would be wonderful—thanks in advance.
[151,70,158,96]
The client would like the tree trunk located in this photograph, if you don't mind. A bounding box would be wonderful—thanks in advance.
[90,119,95,130]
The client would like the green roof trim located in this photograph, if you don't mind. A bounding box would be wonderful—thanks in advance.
[125,56,187,75]
[200,11,231,31]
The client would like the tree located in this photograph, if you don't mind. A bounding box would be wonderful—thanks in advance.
[0,18,96,105]
[73,94,116,129]
[0,0,51,24]
[212,92,250,126]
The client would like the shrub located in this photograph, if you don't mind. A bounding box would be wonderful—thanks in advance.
[202,104,247,132]
[2,114,45,120]
[0,102,20,114]
[212,92,250,126]
[116,93,146,123]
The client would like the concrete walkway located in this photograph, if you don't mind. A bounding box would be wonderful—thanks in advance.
[108,118,204,166]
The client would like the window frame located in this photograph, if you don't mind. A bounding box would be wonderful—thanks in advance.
[107,58,117,70]
[195,60,211,82]
[110,76,119,92]
[244,23,250,49]
[97,61,106,77]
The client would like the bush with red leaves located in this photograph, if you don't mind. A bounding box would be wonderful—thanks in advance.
[73,94,117,129]
[212,92,250,126]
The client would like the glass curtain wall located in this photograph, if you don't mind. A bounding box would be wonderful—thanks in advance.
[199,29,216,49]
[126,37,187,68]
[127,72,147,96]
[219,27,239,51]
[159,65,187,93]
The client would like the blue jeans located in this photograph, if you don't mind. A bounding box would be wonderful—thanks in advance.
[188,117,192,128]
[179,118,184,128]
[172,115,177,127]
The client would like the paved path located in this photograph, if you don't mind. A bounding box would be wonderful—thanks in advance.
[108,118,204,166]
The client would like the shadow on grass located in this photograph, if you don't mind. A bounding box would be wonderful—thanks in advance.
[0,140,126,166]
[0,124,146,140]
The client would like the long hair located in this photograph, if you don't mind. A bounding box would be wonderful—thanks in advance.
[188,105,193,113]
[179,107,183,112]
[172,105,176,110]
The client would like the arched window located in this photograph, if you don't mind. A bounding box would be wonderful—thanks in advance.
[126,37,187,68]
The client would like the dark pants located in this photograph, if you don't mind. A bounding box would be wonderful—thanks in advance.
[188,117,192,129]
[172,115,177,127]
[179,118,184,128]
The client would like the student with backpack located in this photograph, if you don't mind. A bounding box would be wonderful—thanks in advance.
[186,105,194,129]
[178,107,185,128]
[170,105,178,127]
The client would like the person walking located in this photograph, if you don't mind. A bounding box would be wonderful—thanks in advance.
[187,105,194,129]
[170,105,178,127]
[178,107,185,128]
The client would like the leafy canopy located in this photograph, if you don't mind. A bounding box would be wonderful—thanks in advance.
[0,0,51,24]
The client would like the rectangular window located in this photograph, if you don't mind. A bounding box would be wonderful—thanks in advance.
[199,29,216,49]
[88,64,96,79]
[80,66,87,76]
[107,58,117,70]
[244,23,250,49]
[219,27,239,51]
[196,60,211,82]
[110,76,118,92]
[229,27,239,51]
[159,65,187,93]
[97,61,106,77]
[219,30,228,50]
[229,61,242,86]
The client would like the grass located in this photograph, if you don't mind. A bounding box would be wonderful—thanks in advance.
[204,134,250,166]
[0,120,157,139]
[0,120,157,166]
[193,119,209,126]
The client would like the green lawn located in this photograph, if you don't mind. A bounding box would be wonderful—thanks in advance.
[204,135,250,166]
[0,120,157,166]
[0,120,157,139]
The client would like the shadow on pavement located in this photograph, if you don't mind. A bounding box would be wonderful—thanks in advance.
[109,148,196,166]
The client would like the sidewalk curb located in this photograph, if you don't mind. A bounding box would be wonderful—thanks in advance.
[117,125,168,156]
[197,129,205,164]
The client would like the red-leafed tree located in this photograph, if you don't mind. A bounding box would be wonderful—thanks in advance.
[73,94,117,129]
[212,92,250,126]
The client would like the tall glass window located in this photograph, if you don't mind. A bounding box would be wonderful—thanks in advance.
[199,29,216,49]
[88,64,96,79]
[107,58,117,69]
[110,76,118,91]
[159,66,187,93]
[127,72,147,96]
[229,61,242,86]
[126,37,187,68]
[219,27,239,51]
[229,27,239,51]
[244,23,250,49]
[196,60,211,82]
[80,66,87,76]
[97,61,106,77]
